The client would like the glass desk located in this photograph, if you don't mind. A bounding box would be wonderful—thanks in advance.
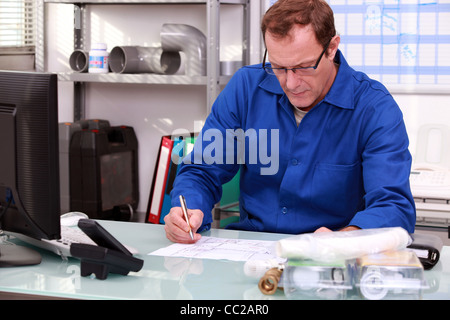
[0,220,449,300]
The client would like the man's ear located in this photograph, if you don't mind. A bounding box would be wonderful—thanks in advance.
[327,35,341,60]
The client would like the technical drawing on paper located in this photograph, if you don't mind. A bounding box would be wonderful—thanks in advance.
[149,236,282,262]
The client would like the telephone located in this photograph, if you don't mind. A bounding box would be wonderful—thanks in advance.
[70,219,144,280]
[409,124,450,200]
[410,165,450,199]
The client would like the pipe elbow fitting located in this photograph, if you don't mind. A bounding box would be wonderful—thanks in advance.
[161,23,207,76]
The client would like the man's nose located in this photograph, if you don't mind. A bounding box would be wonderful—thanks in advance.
[285,69,303,90]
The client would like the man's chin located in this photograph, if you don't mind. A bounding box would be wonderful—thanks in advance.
[289,97,312,110]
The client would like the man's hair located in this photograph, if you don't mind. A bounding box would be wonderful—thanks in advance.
[261,0,336,48]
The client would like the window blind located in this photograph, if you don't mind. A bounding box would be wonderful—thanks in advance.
[0,0,35,53]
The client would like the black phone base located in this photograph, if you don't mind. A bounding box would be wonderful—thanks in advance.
[71,243,144,280]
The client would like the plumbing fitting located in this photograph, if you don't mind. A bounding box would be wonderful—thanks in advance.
[69,50,89,72]
[109,46,181,74]
[161,23,207,76]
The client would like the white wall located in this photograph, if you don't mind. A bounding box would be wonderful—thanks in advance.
[45,3,450,214]
[394,93,450,163]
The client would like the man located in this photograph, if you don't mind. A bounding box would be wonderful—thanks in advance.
[164,0,415,243]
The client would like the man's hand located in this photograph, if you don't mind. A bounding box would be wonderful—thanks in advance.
[164,206,203,243]
[314,225,360,233]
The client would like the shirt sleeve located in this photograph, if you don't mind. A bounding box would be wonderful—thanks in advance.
[170,70,246,231]
[347,93,416,232]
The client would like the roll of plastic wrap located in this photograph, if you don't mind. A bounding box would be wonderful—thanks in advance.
[275,227,411,262]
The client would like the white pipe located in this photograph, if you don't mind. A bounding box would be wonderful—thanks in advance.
[109,46,181,74]
[161,24,207,76]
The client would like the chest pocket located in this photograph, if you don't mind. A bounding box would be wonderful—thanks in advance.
[310,162,364,217]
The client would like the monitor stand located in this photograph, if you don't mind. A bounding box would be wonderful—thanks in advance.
[0,243,41,267]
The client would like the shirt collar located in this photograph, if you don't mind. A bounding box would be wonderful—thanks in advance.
[259,70,284,95]
[324,50,354,110]
[259,50,355,110]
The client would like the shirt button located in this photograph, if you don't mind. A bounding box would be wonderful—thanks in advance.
[291,159,298,166]
[281,207,288,214]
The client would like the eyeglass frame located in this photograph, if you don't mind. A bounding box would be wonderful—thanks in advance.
[262,38,332,75]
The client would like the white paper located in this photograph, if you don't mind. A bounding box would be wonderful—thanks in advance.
[149,236,282,262]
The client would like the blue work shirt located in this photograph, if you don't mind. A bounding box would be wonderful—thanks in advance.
[171,50,416,234]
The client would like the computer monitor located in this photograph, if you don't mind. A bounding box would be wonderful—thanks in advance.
[0,70,60,267]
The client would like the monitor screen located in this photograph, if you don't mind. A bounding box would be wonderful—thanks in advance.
[0,70,60,267]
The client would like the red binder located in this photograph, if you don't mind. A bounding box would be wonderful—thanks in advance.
[147,136,174,224]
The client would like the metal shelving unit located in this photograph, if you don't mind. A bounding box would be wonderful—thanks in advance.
[36,0,250,119]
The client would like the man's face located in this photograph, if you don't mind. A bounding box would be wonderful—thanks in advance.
[265,24,339,111]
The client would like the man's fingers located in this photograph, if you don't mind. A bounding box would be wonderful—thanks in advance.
[164,207,203,243]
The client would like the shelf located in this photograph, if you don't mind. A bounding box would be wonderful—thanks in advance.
[38,0,250,117]
[57,72,231,85]
[44,0,206,3]
[44,0,248,4]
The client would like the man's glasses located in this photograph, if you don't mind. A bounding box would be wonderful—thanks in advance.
[262,39,332,76]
